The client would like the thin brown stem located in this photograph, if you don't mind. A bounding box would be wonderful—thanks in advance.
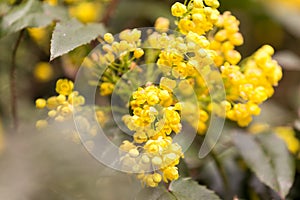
[10,29,24,131]
[211,150,232,200]
[102,0,120,26]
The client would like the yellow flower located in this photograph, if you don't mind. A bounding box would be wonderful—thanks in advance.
[44,0,57,6]
[68,91,85,106]
[193,0,204,8]
[204,0,220,8]
[178,19,195,34]
[69,2,101,23]
[134,48,144,59]
[45,96,58,110]
[55,79,74,96]
[34,62,54,82]
[133,131,148,143]
[275,126,300,154]
[104,33,114,43]
[162,166,179,183]
[35,98,47,109]
[96,110,107,125]
[171,2,187,17]
[100,82,115,96]
[155,17,170,32]
[27,27,48,43]
[152,173,162,183]
[227,102,261,127]
[248,123,270,134]
[120,140,137,152]
[36,120,48,129]
[129,148,140,158]
[144,174,160,187]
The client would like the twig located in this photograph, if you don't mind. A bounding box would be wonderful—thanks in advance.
[210,149,232,200]
[102,0,120,26]
[10,29,24,131]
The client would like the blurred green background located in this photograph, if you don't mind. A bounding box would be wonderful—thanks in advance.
[0,0,300,199]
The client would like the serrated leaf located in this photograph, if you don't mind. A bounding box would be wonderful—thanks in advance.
[135,187,176,200]
[1,0,68,37]
[169,178,221,200]
[256,133,295,198]
[50,19,106,61]
[233,132,295,198]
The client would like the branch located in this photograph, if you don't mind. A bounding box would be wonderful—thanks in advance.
[10,29,24,131]
[102,0,120,26]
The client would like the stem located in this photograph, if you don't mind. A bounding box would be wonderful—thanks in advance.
[10,29,24,131]
[102,0,120,26]
[210,149,232,199]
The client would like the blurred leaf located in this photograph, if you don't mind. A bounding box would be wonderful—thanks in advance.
[50,19,106,61]
[274,50,300,71]
[253,101,293,127]
[111,0,172,31]
[259,0,300,38]
[233,132,295,198]
[135,187,176,200]
[256,133,295,198]
[0,0,68,37]
[169,178,221,200]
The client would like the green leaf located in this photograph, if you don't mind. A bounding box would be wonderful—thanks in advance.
[1,0,68,37]
[135,187,176,200]
[169,178,221,200]
[50,19,106,61]
[233,132,295,198]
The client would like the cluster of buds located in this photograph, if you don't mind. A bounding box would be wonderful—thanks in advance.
[35,79,85,128]
[94,29,144,96]
[119,83,184,187]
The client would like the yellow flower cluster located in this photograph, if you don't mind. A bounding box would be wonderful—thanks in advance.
[119,84,184,187]
[96,29,144,96]
[209,11,243,66]
[100,82,115,96]
[35,79,85,128]
[170,0,283,127]
[172,0,220,35]
[222,45,282,126]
